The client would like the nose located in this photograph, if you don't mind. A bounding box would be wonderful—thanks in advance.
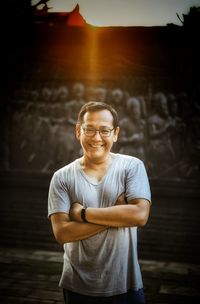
[93,130,102,140]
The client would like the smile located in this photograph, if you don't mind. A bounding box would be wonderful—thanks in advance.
[89,144,104,148]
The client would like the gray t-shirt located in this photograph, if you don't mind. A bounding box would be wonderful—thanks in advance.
[48,153,151,296]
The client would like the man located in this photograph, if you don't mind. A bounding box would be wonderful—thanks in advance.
[48,101,151,304]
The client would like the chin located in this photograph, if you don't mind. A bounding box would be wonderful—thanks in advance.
[90,151,105,158]
[88,150,108,159]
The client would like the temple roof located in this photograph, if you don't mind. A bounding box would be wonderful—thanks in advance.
[33,3,86,26]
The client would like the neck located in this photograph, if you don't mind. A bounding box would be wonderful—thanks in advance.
[81,153,113,169]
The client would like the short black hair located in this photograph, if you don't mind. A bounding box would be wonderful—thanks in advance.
[77,101,119,128]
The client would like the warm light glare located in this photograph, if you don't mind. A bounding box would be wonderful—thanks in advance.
[88,29,99,81]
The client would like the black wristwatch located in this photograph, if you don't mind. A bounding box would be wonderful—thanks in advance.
[125,197,129,204]
[81,207,88,223]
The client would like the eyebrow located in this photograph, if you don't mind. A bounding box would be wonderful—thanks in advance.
[83,124,113,129]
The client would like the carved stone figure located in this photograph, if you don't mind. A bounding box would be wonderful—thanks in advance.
[109,88,127,120]
[95,87,107,103]
[118,97,146,161]
[63,82,86,162]
[168,94,186,162]
[147,92,176,176]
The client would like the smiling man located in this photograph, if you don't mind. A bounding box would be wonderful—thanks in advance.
[48,101,151,304]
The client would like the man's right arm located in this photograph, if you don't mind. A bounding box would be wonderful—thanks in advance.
[50,212,108,245]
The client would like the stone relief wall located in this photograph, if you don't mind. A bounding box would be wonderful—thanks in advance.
[1,78,199,180]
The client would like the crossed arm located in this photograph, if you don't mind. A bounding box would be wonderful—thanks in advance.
[50,194,151,245]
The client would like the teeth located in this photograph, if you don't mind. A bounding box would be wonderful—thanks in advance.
[90,145,103,148]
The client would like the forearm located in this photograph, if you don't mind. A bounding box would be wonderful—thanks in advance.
[55,220,108,245]
[85,204,147,227]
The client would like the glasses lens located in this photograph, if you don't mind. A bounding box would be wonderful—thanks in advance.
[83,128,113,137]
[84,128,95,136]
[100,130,110,137]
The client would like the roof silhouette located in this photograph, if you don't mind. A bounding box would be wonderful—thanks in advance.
[66,4,86,26]
[33,3,86,26]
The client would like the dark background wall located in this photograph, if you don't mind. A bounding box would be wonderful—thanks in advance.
[1,6,200,178]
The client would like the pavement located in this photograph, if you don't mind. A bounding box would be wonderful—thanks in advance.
[0,247,200,304]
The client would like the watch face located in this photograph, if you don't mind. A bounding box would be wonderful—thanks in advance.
[81,208,88,222]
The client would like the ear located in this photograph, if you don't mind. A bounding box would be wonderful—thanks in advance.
[76,124,81,140]
[113,127,120,142]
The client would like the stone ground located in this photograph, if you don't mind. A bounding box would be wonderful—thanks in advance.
[0,247,199,304]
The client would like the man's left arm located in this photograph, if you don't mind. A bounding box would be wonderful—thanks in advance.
[70,198,151,228]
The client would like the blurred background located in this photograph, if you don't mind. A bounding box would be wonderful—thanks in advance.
[0,1,200,303]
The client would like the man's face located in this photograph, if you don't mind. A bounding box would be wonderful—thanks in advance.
[76,110,119,162]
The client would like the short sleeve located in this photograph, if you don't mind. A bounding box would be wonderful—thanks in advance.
[48,172,71,218]
[125,159,151,203]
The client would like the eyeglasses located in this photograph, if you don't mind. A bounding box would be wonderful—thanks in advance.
[82,127,115,137]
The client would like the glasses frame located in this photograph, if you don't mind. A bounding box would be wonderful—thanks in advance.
[81,127,115,138]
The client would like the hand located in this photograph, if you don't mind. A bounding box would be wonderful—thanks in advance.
[115,192,128,205]
[69,202,84,222]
